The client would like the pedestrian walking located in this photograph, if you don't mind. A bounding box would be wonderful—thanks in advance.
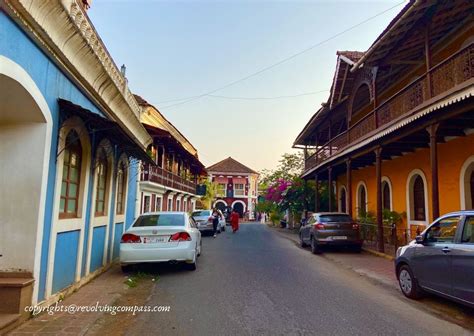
[211,207,221,238]
[230,209,240,233]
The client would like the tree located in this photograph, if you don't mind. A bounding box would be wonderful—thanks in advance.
[199,179,216,209]
[259,152,304,188]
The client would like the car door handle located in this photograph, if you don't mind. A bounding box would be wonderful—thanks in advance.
[442,247,451,253]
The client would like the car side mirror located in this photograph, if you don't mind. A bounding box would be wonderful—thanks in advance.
[415,235,424,244]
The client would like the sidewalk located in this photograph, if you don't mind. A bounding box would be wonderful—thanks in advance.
[7,265,155,336]
[270,226,398,290]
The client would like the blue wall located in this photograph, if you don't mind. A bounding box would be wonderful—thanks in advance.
[0,13,104,301]
[113,223,124,259]
[89,226,106,273]
[52,231,80,293]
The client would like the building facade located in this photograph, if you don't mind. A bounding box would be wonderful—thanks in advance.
[0,0,153,324]
[207,157,259,219]
[294,0,473,251]
[135,96,206,215]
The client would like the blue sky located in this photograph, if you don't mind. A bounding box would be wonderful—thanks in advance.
[89,0,406,172]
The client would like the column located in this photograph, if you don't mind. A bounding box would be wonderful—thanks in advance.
[328,167,333,212]
[375,147,384,253]
[315,174,320,212]
[428,123,439,220]
[346,159,352,218]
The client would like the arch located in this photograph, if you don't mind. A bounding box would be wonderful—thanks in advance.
[350,82,371,119]
[406,169,429,226]
[115,154,129,216]
[460,155,474,210]
[0,55,53,303]
[214,200,228,211]
[356,181,368,216]
[338,185,347,213]
[231,200,246,218]
[381,176,393,211]
[93,139,114,217]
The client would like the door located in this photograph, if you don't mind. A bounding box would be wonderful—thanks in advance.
[412,215,460,295]
[451,216,474,304]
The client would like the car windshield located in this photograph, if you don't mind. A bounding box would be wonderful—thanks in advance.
[319,215,352,223]
[192,211,210,217]
[133,214,184,227]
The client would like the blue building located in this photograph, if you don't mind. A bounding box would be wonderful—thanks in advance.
[0,0,153,326]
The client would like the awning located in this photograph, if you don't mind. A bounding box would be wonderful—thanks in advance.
[58,99,155,165]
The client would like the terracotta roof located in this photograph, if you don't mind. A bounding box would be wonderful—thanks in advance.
[336,50,365,62]
[206,157,258,174]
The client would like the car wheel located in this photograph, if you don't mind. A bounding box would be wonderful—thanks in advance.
[121,264,133,273]
[398,265,422,299]
[299,233,307,247]
[310,236,322,254]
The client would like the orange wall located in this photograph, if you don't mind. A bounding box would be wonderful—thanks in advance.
[336,133,474,227]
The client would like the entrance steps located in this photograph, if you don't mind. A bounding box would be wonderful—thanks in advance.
[0,273,34,334]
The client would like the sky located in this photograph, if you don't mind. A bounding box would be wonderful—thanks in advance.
[88,0,407,172]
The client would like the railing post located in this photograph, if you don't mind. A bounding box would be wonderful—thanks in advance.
[346,159,352,218]
[427,123,440,221]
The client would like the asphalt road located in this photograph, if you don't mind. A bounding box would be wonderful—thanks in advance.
[128,223,470,336]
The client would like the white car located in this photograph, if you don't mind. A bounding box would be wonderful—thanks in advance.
[192,209,225,233]
[120,212,201,271]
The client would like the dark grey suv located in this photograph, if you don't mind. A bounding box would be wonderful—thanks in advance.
[395,211,474,308]
[299,212,363,254]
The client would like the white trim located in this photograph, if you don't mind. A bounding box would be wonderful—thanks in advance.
[460,155,474,210]
[338,185,348,213]
[0,56,53,304]
[85,139,114,275]
[110,154,129,260]
[231,200,246,212]
[381,176,393,211]
[47,117,91,298]
[355,181,368,215]
[214,200,228,208]
[406,169,430,228]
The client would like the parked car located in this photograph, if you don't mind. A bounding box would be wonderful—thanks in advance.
[299,212,363,254]
[395,211,474,307]
[192,209,225,234]
[120,212,201,272]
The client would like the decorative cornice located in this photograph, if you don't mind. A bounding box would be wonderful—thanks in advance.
[1,0,151,149]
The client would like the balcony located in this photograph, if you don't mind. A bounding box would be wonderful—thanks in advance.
[305,43,473,173]
[141,164,197,195]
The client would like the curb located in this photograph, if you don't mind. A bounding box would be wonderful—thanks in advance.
[361,247,395,261]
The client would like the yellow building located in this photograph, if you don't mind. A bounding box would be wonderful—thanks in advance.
[294,1,473,252]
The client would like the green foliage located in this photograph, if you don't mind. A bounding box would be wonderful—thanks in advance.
[199,179,216,209]
[259,152,304,188]
[383,209,406,226]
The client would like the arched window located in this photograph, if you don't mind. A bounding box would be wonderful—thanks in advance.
[340,187,347,213]
[95,148,108,216]
[116,160,127,215]
[471,171,474,209]
[60,130,82,218]
[356,182,367,216]
[382,181,391,210]
[351,83,371,118]
[413,175,425,221]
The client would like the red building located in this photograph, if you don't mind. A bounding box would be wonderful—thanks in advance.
[207,157,259,219]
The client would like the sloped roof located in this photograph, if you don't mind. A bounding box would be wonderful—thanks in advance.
[206,157,258,174]
[336,50,365,63]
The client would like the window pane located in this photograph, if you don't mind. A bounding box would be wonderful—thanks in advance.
[64,148,70,163]
[61,181,67,197]
[70,167,79,182]
[62,164,68,180]
[426,216,459,243]
[67,199,76,213]
[98,189,105,201]
[60,198,65,212]
[68,183,78,197]
[134,214,185,227]
[70,153,78,167]
[97,201,104,214]
[462,217,474,244]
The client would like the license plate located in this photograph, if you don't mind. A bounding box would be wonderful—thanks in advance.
[331,236,347,240]
[143,236,167,244]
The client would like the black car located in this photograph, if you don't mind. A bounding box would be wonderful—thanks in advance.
[395,211,474,307]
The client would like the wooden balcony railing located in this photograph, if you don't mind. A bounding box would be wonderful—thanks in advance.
[141,164,197,194]
[305,43,473,173]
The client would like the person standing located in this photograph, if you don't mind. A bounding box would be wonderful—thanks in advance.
[230,209,240,233]
[211,208,221,238]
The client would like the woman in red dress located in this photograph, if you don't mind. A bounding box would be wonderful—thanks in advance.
[230,210,240,233]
